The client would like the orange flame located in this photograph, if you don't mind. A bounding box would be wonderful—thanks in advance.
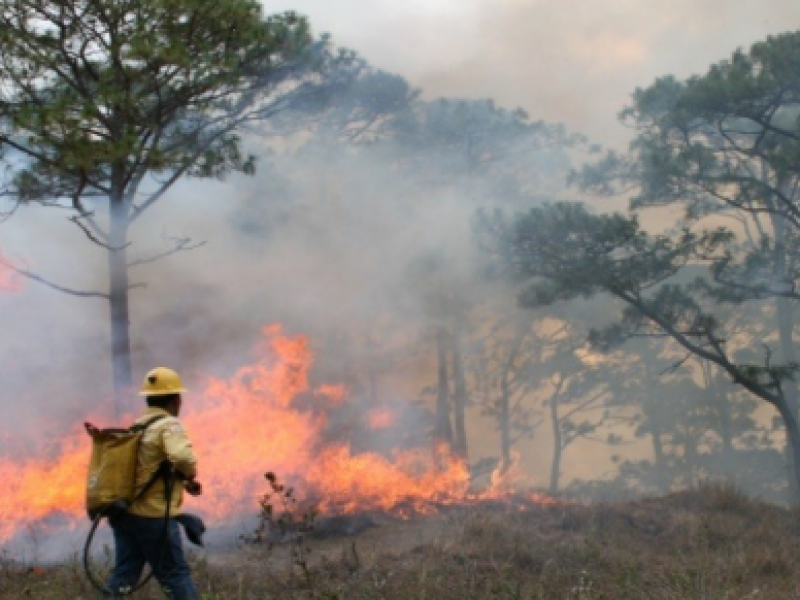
[0,325,551,545]
[186,325,469,520]
[0,435,85,542]
[486,451,528,496]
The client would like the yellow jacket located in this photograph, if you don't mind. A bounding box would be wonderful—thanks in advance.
[128,407,198,518]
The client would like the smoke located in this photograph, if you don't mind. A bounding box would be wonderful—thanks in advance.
[273,0,800,148]
[0,98,569,510]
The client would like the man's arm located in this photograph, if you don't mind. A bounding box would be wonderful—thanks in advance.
[162,419,198,480]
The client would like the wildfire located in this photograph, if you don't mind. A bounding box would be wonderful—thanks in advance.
[0,325,550,546]
[181,325,471,521]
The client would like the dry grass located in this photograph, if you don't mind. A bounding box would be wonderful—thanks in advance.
[5,483,800,599]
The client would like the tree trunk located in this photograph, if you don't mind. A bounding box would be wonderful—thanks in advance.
[651,425,665,469]
[776,296,800,502]
[642,365,667,492]
[498,328,525,474]
[108,195,133,416]
[549,393,562,495]
[435,324,454,445]
[499,362,512,474]
[775,395,800,504]
[768,181,800,502]
[683,436,700,487]
[451,324,469,459]
[705,364,734,468]
[548,376,565,495]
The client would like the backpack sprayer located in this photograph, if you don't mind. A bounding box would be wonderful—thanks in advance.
[82,415,204,594]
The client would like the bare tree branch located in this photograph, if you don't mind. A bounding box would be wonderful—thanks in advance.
[660,352,695,376]
[0,197,20,224]
[71,176,109,243]
[68,215,129,251]
[127,235,206,269]
[0,256,108,299]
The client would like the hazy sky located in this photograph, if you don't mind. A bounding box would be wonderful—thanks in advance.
[271,0,800,148]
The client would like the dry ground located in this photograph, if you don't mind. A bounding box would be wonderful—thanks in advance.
[5,483,800,599]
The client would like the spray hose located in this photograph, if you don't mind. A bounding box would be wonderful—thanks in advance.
[83,461,174,596]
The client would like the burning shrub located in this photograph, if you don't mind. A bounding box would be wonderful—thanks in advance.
[243,471,318,546]
[241,471,319,587]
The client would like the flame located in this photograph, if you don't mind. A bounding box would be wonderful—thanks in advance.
[185,325,469,520]
[0,425,88,542]
[486,451,529,496]
[0,325,552,545]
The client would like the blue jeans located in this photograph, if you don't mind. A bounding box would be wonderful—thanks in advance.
[103,513,199,599]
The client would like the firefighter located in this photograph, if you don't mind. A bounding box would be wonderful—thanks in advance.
[103,367,202,600]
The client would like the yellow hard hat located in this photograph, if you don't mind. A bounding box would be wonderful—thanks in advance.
[139,367,187,396]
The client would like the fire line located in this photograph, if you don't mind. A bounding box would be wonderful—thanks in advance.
[0,324,553,546]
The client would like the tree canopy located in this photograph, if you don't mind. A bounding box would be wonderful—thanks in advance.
[482,31,800,498]
[0,0,358,410]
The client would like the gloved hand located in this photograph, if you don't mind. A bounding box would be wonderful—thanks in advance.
[176,513,206,547]
[185,479,203,496]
